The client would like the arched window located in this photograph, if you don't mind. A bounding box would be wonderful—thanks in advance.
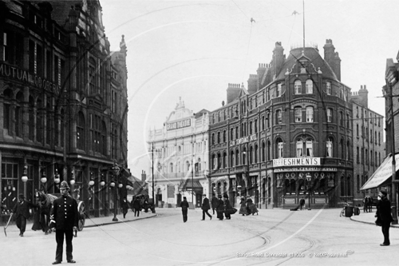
[294,107,302,122]
[306,79,313,94]
[243,148,247,165]
[231,151,235,167]
[3,89,12,132]
[212,133,215,145]
[170,163,174,173]
[249,146,253,164]
[326,137,333,157]
[223,152,227,168]
[223,130,226,142]
[236,149,240,165]
[212,154,216,170]
[267,140,271,160]
[276,138,283,158]
[294,80,302,94]
[327,108,333,122]
[276,110,282,124]
[262,141,265,162]
[306,106,314,122]
[217,153,221,169]
[346,140,350,160]
[326,82,331,95]
[217,132,220,143]
[340,139,345,159]
[101,121,107,155]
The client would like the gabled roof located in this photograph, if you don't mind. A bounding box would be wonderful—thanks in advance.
[275,47,338,81]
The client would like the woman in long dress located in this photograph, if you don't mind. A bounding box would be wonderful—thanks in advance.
[239,197,247,216]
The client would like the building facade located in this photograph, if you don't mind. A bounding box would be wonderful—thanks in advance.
[0,0,128,220]
[147,98,209,208]
[209,40,360,209]
[350,86,385,205]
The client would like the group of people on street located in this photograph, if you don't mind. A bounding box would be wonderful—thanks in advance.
[239,197,259,216]
[364,196,374,212]
[181,194,259,222]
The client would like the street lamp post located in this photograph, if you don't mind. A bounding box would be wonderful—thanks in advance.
[306,173,312,210]
[112,163,120,222]
[21,165,28,197]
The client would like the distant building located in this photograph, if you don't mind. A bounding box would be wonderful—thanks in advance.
[0,1,128,219]
[208,40,385,209]
[350,86,385,205]
[147,98,209,208]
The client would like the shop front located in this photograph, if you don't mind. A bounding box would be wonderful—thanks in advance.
[273,157,337,209]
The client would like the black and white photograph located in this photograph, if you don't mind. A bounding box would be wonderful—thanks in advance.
[1,0,399,265]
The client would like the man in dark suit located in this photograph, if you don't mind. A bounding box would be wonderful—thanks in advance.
[376,190,393,246]
[50,181,78,264]
[180,197,189,223]
[13,194,33,237]
[201,194,212,220]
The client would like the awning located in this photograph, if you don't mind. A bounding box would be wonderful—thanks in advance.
[181,179,203,192]
[360,154,399,190]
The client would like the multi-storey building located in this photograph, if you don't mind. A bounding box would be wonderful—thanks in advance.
[209,40,359,209]
[147,98,209,208]
[0,0,128,220]
[350,86,385,205]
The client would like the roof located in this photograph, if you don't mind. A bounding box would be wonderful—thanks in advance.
[275,47,338,82]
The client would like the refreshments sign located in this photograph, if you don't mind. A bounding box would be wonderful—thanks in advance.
[273,157,320,167]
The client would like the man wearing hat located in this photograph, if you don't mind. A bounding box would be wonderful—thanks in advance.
[12,194,34,237]
[201,194,212,221]
[376,190,393,246]
[50,181,78,264]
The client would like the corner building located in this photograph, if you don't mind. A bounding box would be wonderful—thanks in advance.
[209,40,354,208]
[0,1,128,220]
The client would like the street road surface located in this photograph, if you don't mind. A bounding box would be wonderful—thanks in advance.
[1,208,397,266]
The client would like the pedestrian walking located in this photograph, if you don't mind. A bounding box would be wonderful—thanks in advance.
[50,181,78,264]
[299,198,305,210]
[122,198,129,219]
[239,197,247,216]
[211,194,218,215]
[224,195,232,220]
[216,195,225,220]
[201,194,212,220]
[132,197,141,217]
[31,192,42,231]
[376,190,393,246]
[180,197,189,222]
[12,194,34,237]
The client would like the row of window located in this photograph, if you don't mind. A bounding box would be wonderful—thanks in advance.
[355,124,382,145]
[3,91,111,156]
[211,137,351,169]
[355,147,382,166]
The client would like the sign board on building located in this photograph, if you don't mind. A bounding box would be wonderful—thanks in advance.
[274,167,337,173]
[273,157,321,167]
[166,118,191,131]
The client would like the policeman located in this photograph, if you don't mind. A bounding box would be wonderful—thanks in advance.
[50,181,78,264]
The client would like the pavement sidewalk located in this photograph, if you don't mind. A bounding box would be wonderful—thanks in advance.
[4,210,157,233]
[350,207,399,228]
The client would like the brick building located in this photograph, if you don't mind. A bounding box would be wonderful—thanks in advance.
[208,40,373,209]
[0,0,128,220]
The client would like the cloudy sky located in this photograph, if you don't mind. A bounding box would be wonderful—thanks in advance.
[100,0,399,177]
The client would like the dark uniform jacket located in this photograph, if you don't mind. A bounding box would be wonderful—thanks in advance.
[50,195,78,231]
[377,197,393,222]
[180,200,189,211]
[201,198,210,211]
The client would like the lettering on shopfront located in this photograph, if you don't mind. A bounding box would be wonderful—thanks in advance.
[274,167,337,172]
[273,157,320,167]
[166,118,191,131]
[0,62,60,92]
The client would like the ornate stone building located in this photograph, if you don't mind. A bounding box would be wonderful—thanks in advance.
[147,98,209,208]
[0,0,128,220]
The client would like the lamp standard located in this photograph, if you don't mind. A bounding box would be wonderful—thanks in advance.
[40,171,47,192]
[306,173,312,210]
[21,165,28,197]
[112,163,120,222]
[152,143,155,207]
